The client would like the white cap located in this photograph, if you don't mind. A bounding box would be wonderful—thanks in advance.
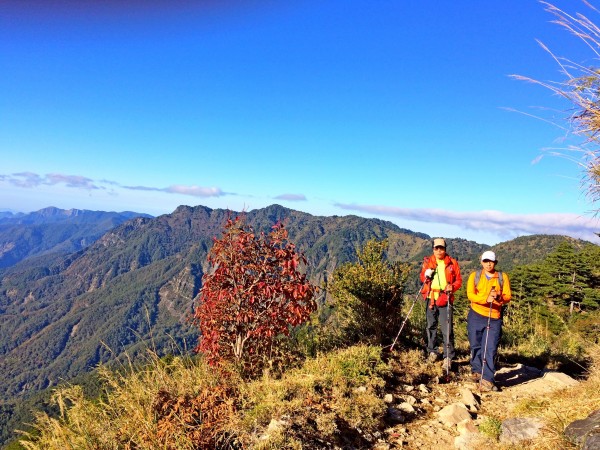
[481,251,497,262]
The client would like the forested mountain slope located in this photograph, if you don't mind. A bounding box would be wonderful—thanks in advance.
[0,204,458,401]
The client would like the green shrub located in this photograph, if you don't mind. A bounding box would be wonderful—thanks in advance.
[478,416,502,440]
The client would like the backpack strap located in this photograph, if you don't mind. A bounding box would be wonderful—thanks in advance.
[474,269,503,291]
[475,269,481,287]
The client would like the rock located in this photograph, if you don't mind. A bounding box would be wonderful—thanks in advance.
[455,419,481,449]
[584,434,600,450]
[542,371,580,387]
[509,370,580,396]
[403,384,415,392]
[459,388,479,412]
[383,393,394,403]
[418,383,430,394]
[386,406,406,424]
[267,418,287,432]
[404,394,418,405]
[397,402,416,413]
[260,418,287,440]
[500,417,544,444]
[454,432,481,450]
[564,409,600,449]
[457,419,478,435]
[436,403,472,427]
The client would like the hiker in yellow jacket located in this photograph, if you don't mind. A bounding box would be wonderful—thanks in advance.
[467,251,511,392]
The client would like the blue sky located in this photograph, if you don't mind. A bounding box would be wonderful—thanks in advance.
[1,0,600,245]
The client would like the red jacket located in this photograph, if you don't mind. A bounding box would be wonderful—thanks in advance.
[420,254,462,307]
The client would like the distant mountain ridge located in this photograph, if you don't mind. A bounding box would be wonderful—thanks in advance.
[0,207,153,269]
[0,210,25,220]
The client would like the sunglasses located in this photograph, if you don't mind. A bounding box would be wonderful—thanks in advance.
[482,259,495,263]
[434,246,446,250]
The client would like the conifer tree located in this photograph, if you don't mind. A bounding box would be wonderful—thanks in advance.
[326,239,410,346]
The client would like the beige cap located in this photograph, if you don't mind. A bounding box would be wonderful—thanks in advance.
[433,238,446,248]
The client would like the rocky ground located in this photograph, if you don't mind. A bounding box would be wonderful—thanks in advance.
[373,355,586,450]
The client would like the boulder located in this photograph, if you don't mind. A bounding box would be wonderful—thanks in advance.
[458,388,479,412]
[499,417,543,444]
[436,403,472,427]
[564,409,600,449]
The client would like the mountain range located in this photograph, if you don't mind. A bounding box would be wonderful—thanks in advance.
[0,207,153,269]
[0,204,593,447]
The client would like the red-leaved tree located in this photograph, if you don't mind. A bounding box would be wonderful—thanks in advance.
[193,216,317,374]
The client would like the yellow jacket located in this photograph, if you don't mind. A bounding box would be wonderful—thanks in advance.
[467,270,511,319]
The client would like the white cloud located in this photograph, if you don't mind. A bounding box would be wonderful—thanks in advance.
[335,203,600,243]
[45,173,100,190]
[2,172,226,199]
[274,193,307,201]
[164,185,224,197]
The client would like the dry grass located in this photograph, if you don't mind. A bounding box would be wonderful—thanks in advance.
[18,345,391,450]
[18,352,236,450]
[509,343,600,449]
[389,347,441,385]
[232,344,390,448]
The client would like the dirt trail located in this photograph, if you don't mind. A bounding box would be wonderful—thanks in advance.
[382,357,580,449]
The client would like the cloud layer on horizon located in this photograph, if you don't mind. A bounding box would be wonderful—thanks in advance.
[335,203,600,243]
[2,172,225,198]
[3,171,599,244]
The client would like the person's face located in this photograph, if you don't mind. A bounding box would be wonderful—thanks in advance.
[481,259,496,273]
[433,245,446,259]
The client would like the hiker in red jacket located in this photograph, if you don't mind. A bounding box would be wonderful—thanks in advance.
[420,238,462,369]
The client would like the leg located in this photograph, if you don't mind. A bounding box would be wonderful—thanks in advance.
[481,318,502,383]
[439,306,455,360]
[467,309,485,375]
[425,304,439,356]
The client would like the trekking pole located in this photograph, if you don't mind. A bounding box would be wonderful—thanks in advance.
[479,286,495,391]
[389,280,427,351]
[444,299,452,381]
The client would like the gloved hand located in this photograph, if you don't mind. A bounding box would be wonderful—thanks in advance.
[424,268,434,279]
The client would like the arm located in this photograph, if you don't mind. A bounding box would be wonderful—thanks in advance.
[467,272,490,305]
[500,273,511,304]
[420,257,434,283]
[448,258,462,292]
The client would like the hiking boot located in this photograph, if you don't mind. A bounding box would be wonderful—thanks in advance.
[470,372,481,382]
[479,379,499,392]
[427,352,438,363]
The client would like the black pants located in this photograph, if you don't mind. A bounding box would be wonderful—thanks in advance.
[425,303,455,359]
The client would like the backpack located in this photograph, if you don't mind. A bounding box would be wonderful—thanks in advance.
[474,269,503,291]
[474,269,508,318]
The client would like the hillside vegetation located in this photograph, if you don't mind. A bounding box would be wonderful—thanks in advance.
[0,204,487,405]
[8,216,600,449]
